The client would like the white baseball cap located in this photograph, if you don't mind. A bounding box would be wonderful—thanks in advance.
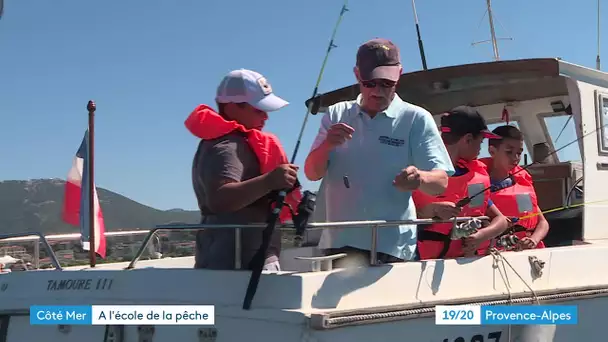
[215,69,289,112]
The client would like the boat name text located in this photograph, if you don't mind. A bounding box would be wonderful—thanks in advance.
[47,278,114,291]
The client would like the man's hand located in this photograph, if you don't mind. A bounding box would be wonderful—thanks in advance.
[393,166,422,191]
[324,123,355,148]
[304,123,354,181]
[265,164,299,190]
[429,202,462,220]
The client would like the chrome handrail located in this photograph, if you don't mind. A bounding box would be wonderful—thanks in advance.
[0,229,151,243]
[0,232,63,270]
[126,216,489,270]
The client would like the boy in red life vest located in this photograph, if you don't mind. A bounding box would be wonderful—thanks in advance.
[186,69,303,272]
[413,106,509,259]
[479,125,549,250]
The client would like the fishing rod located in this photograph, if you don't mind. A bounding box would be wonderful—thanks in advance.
[410,0,428,70]
[597,0,601,70]
[454,122,608,209]
[290,2,349,163]
[242,0,350,311]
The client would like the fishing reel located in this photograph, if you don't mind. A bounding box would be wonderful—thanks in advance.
[450,218,483,240]
[495,234,520,251]
[284,190,317,247]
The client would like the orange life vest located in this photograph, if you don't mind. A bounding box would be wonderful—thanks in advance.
[413,159,492,259]
[479,158,545,249]
[185,104,302,223]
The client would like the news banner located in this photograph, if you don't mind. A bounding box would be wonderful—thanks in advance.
[29,304,577,325]
[435,305,578,325]
[30,305,215,325]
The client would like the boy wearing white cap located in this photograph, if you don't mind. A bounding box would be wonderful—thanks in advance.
[188,69,298,271]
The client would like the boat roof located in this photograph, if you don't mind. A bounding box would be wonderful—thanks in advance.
[304,58,608,115]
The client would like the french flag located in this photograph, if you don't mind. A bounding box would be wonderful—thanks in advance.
[62,130,107,259]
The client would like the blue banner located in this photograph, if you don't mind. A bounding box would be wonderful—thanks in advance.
[481,305,577,325]
[30,305,216,325]
[30,305,92,325]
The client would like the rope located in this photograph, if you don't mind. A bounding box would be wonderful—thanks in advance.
[488,247,541,341]
[489,248,539,304]
[315,287,608,329]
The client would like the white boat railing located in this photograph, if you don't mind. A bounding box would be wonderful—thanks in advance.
[0,216,489,271]
[130,216,489,270]
[0,230,154,270]
[0,232,64,270]
[0,229,152,243]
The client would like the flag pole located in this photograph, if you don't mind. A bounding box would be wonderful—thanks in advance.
[87,100,96,267]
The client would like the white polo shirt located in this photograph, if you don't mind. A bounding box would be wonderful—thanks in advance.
[310,94,454,260]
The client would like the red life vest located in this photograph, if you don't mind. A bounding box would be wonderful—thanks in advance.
[479,158,545,249]
[413,159,492,259]
[185,104,302,223]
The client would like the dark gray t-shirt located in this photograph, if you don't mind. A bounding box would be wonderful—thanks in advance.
[192,133,281,270]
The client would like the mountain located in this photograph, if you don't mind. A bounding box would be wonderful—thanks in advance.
[0,179,200,235]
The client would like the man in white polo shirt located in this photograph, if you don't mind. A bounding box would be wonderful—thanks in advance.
[304,38,455,267]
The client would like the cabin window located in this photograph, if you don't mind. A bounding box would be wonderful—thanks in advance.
[478,122,531,164]
[542,114,581,162]
[597,93,608,154]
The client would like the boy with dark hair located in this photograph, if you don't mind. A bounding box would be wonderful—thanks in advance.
[413,106,509,259]
[186,69,302,271]
[480,125,549,250]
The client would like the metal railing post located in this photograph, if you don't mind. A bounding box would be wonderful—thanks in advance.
[234,228,241,270]
[33,241,40,269]
[370,225,378,266]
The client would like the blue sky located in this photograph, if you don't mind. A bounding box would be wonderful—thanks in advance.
[0,0,601,210]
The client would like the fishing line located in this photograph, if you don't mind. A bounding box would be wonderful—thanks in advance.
[455,121,608,208]
[242,0,350,311]
[516,198,607,221]
[494,198,608,250]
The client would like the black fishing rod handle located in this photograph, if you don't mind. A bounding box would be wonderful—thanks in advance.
[455,198,470,208]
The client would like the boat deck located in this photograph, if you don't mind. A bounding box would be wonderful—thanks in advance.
[62,256,197,270]
[60,256,297,275]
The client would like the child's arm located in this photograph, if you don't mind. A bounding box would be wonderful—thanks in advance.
[523,213,549,248]
[477,204,510,240]
[462,204,509,255]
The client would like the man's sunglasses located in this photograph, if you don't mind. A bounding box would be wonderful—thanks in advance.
[361,80,397,88]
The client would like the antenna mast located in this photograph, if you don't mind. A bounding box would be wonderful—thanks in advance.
[411,0,428,70]
[486,0,500,60]
[472,0,512,60]
[597,0,601,70]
